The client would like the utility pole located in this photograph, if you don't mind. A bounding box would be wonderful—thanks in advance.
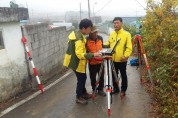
[93,2,97,24]
[26,2,30,23]
[80,2,82,20]
[88,0,91,19]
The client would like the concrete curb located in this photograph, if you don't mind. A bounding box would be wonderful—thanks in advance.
[0,71,72,117]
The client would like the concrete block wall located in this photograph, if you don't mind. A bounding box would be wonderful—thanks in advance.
[22,23,71,85]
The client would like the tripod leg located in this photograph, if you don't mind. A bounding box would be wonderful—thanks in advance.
[92,60,104,100]
[138,38,154,86]
[137,39,143,84]
[132,36,137,56]
[143,54,154,86]
[139,53,143,84]
[107,59,112,116]
[108,60,113,104]
[110,61,120,85]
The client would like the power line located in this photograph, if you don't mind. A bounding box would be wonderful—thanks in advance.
[95,0,112,14]
[134,0,147,10]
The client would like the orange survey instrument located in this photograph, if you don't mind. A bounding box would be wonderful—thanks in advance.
[132,34,153,86]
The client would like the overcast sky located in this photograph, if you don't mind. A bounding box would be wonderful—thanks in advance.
[0,0,148,17]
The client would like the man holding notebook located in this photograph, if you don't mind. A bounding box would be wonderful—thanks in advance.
[104,17,132,97]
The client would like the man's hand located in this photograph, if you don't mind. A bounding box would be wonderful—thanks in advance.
[94,52,102,57]
[121,56,128,62]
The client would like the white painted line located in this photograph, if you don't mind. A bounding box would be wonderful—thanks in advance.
[44,71,72,91]
[0,71,72,117]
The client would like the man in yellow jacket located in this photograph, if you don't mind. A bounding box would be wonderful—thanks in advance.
[105,17,132,97]
[63,19,101,104]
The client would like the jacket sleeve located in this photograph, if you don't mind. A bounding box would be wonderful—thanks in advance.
[75,40,94,60]
[123,33,132,57]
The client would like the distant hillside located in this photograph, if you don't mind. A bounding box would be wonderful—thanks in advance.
[122,17,145,25]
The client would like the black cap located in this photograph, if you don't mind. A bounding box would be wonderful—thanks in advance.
[113,17,123,23]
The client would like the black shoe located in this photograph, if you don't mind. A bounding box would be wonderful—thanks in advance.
[120,91,126,97]
[76,96,88,104]
[112,88,120,94]
[82,92,92,99]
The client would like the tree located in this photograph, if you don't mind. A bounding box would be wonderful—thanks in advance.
[142,0,178,117]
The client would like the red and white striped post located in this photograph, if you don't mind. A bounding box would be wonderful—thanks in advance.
[22,36,44,93]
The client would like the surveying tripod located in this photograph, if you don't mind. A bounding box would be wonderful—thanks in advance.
[92,55,120,116]
[91,38,121,116]
[132,34,153,85]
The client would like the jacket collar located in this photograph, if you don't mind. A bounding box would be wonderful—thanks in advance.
[68,30,84,40]
[115,28,124,34]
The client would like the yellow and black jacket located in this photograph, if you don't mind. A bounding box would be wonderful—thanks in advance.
[63,30,94,73]
[104,28,132,62]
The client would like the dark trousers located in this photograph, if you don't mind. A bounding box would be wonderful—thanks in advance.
[74,71,87,98]
[112,61,128,92]
[89,64,104,91]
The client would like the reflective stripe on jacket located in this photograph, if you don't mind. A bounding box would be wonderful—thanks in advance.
[104,28,132,62]
[87,35,103,65]
[63,31,94,73]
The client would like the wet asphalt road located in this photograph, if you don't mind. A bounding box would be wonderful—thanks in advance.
[1,33,151,118]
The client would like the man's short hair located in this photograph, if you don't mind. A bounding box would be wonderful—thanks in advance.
[79,18,93,29]
[113,17,123,23]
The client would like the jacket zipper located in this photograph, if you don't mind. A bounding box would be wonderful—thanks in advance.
[114,32,118,62]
